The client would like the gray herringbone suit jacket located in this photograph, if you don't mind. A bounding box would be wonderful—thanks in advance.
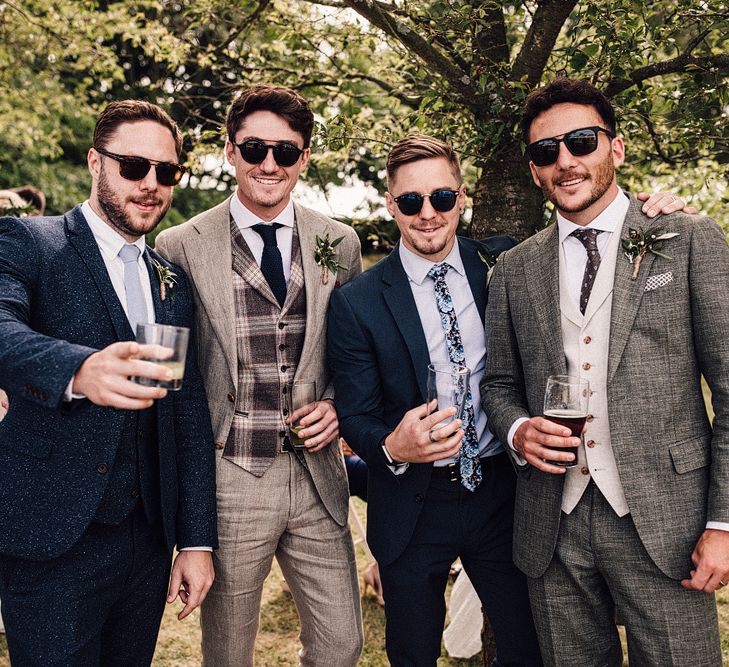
[481,197,729,580]
[156,196,362,526]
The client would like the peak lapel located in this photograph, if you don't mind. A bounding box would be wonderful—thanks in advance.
[64,206,134,341]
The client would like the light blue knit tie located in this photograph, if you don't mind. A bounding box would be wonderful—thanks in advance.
[118,244,147,333]
[427,262,482,491]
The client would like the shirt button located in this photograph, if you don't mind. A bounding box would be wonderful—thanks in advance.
[581,467,590,475]
[586,439,596,448]
[96,463,108,474]
[227,392,235,403]
[586,414,594,423]
[582,362,591,370]
[584,336,592,344]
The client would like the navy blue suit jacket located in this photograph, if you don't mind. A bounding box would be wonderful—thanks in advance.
[327,235,516,565]
[0,206,217,560]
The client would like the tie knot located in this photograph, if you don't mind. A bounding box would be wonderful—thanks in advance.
[252,223,283,247]
[427,263,450,281]
[118,244,141,264]
[571,228,602,251]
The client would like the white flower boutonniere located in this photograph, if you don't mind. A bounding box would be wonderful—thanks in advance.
[314,234,347,285]
[621,227,679,280]
[152,259,177,301]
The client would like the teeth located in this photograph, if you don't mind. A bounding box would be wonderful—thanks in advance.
[559,178,584,187]
[254,177,281,185]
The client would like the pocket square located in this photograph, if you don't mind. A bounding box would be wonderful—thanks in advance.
[645,271,673,291]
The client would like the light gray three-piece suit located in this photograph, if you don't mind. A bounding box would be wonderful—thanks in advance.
[482,195,729,666]
[156,196,363,666]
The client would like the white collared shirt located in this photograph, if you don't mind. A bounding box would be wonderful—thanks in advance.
[230,194,295,282]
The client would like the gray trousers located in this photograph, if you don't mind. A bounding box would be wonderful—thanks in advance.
[201,452,363,667]
[528,481,721,667]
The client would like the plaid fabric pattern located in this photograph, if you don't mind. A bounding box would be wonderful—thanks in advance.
[224,218,307,476]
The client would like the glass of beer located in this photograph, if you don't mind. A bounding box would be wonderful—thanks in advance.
[133,323,189,391]
[543,375,589,467]
[287,382,317,448]
[426,363,470,433]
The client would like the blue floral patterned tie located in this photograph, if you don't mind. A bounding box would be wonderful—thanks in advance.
[427,263,481,491]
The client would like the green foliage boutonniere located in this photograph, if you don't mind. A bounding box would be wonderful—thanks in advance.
[152,259,177,301]
[621,227,679,280]
[314,234,347,285]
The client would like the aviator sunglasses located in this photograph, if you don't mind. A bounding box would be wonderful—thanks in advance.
[94,146,186,186]
[526,126,615,167]
[392,189,461,216]
[235,139,305,168]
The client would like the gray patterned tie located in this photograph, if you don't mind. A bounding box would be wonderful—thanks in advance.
[118,244,147,332]
[427,263,481,491]
[571,228,603,315]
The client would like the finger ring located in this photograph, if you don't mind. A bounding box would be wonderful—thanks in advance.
[428,430,437,444]
[720,580,727,587]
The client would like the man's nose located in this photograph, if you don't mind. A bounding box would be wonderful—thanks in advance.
[259,148,278,173]
[419,196,437,219]
[554,141,577,169]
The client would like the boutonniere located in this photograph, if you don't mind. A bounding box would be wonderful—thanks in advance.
[152,259,177,301]
[478,248,498,288]
[314,234,347,285]
[621,227,679,280]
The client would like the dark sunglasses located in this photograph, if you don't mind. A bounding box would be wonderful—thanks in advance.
[94,146,185,186]
[526,126,615,167]
[392,189,460,216]
[235,139,304,168]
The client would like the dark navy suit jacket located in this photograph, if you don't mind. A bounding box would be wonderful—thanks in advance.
[0,206,217,560]
[327,235,516,565]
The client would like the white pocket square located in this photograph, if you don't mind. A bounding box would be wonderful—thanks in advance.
[645,271,673,291]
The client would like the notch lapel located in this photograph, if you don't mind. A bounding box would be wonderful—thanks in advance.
[460,239,487,323]
[143,249,168,325]
[64,206,134,341]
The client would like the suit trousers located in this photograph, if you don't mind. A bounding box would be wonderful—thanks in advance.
[0,506,171,667]
[201,451,362,667]
[379,453,542,667]
[527,481,721,667]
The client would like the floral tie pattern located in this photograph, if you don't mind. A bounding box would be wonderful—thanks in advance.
[427,263,481,491]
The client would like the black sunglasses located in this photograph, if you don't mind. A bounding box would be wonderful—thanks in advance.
[94,146,185,186]
[235,139,305,168]
[392,189,460,216]
[526,126,615,167]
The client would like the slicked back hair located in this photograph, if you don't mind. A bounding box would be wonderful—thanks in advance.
[93,100,182,155]
[226,84,314,148]
[386,134,462,189]
[521,77,616,144]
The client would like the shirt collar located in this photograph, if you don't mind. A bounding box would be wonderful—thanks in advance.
[81,200,146,261]
[557,188,629,245]
[399,239,466,286]
[230,193,295,230]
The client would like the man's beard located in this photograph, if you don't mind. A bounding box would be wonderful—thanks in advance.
[97,165,171,239]
[540,151,615,214]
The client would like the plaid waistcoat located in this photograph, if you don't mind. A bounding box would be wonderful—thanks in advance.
[224,218,307,476]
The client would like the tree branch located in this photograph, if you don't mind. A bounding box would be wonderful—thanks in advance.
[512,0,578,86]
[604,53,729,97]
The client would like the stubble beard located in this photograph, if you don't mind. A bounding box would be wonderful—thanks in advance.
[540,152,615,214]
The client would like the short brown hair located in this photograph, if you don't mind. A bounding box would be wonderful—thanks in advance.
[386,134,462,188]
[226,84,314,147]
[93,100,183,155]
[521,78,616,144]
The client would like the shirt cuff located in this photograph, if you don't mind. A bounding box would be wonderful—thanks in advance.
[63,376,86,402]
[179,546,213,552]
[507,417,530,467]
[705,522,729,532]
[382,444,409,476]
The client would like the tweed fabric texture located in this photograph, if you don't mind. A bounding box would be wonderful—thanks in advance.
[571,228,603,314]
[225,219,307,475]
[427,262,481,491]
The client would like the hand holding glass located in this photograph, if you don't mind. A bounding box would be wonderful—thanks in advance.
[286,382,317,448]
[542,375,589,467]
[132,323,189,391]
[426,363,470,438]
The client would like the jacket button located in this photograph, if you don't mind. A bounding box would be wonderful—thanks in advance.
[131,487,140,499]
[582,362,591,370]
[283,408,289,416]
[586,414,594,423]
[96,463,108,474]
[227,392,235,403]
[279,430,286,438]
[586,439,596,448]
[415,493,424,503]
[583,336,592,344]
[215,442,225,450]
[281,365,288,372]
[282,386,288,395]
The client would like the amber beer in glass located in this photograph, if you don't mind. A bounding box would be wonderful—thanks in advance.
[543,375,589,467]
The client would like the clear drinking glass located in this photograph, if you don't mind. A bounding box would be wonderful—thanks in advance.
[133,323,189,391]
[426,363,470,432]
[542,374,590,467]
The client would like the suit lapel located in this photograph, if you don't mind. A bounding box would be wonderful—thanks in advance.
[183,198,237,384]
[382,247,431,402]
[143,248,167,324]
[460,239,487,324]
[607,198,656,383]
[65,206,134,341]
[526,224,567,375]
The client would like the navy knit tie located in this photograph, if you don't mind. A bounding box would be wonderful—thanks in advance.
[252,223,286,307]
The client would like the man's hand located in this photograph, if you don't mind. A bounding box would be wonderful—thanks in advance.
[73,341,173,410]
[681,529,729,593]
[288,398,338,452]
[513,417,580,474]
[385,401,463,464]
[167,550,215,620]
[0,388,8,420]
[637,191,698,218]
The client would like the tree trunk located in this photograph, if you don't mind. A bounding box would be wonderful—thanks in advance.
[469,139,546,241]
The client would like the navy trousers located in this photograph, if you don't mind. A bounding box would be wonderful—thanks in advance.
[379,453,543,667]
[0,506,171,667]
